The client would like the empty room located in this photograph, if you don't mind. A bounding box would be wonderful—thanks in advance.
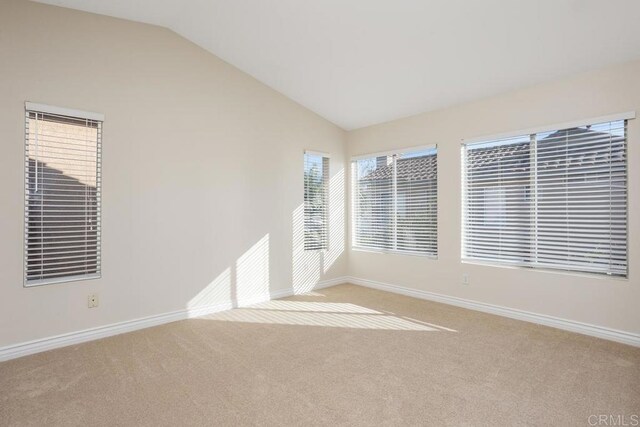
[1,0,639,425]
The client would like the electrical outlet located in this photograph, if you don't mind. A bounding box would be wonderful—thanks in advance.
[461,273,470,285]
[88,294,99,308]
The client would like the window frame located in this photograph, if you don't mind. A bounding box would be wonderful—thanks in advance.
[23,102,104,287]
[461,112,634,279]
[351,144,438,258]
[303,150,330,252]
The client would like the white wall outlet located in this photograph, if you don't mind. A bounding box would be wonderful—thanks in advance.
[88,294,99,308]
[461,273,470,285]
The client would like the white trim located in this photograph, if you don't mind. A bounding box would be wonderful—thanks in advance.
[351,143,437,161]
[6,275,636,362]
[25,102,105,122]
[351,246,437,259]
[24,273,102,288]
[304,149,331,158]
[460,259,628,282]
[0,277,347,362]
[346,276,640,347]
[462,111,635,145]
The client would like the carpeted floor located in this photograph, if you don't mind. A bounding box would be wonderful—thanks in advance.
[1,284,639,426]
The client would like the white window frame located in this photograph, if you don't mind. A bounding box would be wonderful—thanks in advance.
[303,150,330,251]
[24,102,104,287]
[461,112,634,278]
[351,144,438,258]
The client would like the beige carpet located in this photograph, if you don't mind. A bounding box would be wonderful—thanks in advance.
[1,284,638,426]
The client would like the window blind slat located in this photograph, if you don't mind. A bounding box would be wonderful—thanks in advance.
[352,148,437,256]
[462,119,627,277]
[304,152,329,251]
[24,109,102,286]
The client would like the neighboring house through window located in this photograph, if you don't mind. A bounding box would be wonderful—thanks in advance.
[24,103,103,286]
[352,146,438,256]
[462,117,630,277]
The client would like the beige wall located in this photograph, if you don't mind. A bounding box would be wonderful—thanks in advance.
[1,0,638,350]
[0,0,348,347]
[347,59,640,334]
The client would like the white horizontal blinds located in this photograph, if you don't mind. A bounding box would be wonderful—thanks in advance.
[463,119,627,277]
[395,149,438,254]
[463,136,533,264]
[535,121,627,276]
[304,152,329,250]
[353,155,394,251]
[352,147,437,256]
[25,109,102,285]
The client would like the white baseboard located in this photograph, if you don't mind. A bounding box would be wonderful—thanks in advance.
[7,274,632,362]
[347,276,640,347]
[0,276,348,362]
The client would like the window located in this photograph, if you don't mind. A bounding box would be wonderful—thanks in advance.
[352,146,437,256]
[462,117,629,277]
[304,151,329,250]
[24,103,103,286]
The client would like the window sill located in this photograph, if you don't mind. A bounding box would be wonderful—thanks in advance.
[351,246,438,259]
[24,273,101,288]
[461,259,628,282]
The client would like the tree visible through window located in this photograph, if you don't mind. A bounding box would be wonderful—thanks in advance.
[304,152,329,251]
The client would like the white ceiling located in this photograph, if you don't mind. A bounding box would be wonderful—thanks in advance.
[34,0,640,130]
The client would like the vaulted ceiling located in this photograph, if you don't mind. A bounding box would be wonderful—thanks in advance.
[34,0,640,130]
